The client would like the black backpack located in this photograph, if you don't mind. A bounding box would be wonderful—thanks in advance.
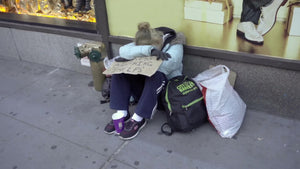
[161,75,208,135]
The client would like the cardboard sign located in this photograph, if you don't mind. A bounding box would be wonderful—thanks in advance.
[103,56,162,77]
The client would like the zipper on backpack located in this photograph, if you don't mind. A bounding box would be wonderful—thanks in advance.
[181,96,203,110]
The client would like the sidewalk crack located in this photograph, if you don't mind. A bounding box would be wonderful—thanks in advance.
[99,141,136,169]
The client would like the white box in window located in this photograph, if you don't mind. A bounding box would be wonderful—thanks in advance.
[286,4,300,36]
[184,5,233,24]
[185,0,231,11]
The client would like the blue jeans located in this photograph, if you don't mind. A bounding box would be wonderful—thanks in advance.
[110,71,167,119]
[240,0,273,24]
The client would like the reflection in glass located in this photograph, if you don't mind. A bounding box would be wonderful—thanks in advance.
[0,0,95,22]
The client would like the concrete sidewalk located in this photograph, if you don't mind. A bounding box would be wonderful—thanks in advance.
[0,56,299,169]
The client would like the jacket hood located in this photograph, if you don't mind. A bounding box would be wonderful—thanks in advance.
[155,27,186,47]
[170,32,186,46]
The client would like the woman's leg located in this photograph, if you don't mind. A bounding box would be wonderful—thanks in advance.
[241,0,272,24]
[237,0,272,44]
[134,71,167,119]
[118,72,167,140]
[109,74,132,111]
[105,74,143,134]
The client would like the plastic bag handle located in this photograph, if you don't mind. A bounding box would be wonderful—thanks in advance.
[222,65,230,74]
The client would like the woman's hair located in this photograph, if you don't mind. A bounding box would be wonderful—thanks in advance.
[135,22,163,49]
[135,22,152,45]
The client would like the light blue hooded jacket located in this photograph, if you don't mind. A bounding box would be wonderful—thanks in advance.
[118,32,186,80]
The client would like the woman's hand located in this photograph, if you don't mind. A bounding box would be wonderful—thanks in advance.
[151,49,171,61]
[115,57,130,62]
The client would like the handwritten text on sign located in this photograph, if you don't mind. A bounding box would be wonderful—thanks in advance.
[103,56,162,77]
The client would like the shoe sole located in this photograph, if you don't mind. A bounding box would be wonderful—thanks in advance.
[260,0,288,36]
[104,130,121,136]
[103,130,116,135]
[119,121,147,140]
[236,30,264,45]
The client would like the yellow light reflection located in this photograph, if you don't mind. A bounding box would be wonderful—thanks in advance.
[0,0,96,23]
[0,5,8,12]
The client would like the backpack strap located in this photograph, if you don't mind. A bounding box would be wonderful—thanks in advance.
[165,80,172,114]
[161,123,173,136]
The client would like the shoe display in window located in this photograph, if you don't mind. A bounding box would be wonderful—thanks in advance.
[257,0,288,35]
[237,22,264,45]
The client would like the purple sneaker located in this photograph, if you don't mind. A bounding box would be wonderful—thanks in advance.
[119,119,147,140]
[104,112,130,135]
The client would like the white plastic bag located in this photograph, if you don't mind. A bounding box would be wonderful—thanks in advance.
[193,65,246,138]
[103,56,117,70]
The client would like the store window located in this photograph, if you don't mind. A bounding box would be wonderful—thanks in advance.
[0,0,96,32]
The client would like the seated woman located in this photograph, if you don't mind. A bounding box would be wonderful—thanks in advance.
[104,22,186,140]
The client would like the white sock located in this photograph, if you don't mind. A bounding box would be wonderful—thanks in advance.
[132,113,143,122]
[116,110,128,117]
